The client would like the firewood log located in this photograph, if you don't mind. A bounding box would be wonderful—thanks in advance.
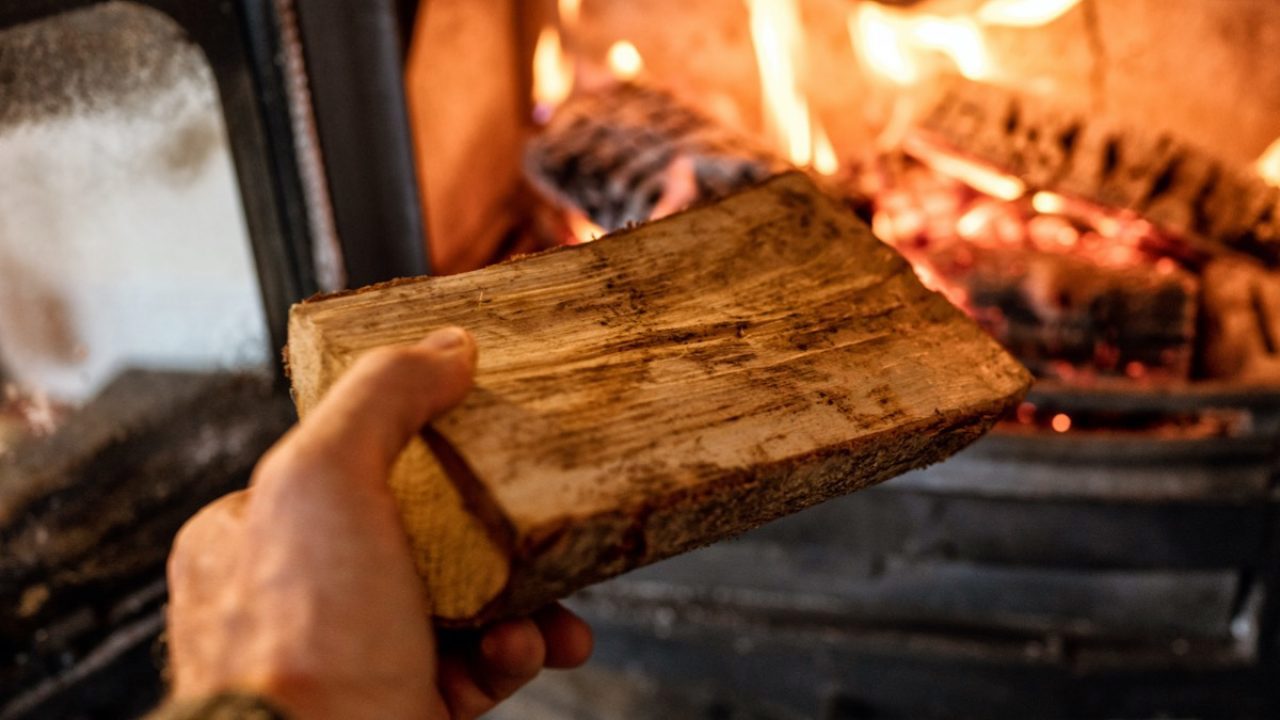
[524,83,784,232]
[286,173,1031,626]
[926,245,1199,380]
[1200,257,1280,382]
[918,80,1280,267]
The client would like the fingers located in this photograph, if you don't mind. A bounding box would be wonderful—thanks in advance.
[438,618,546,720]
[271,327,477,485]
[533,604,594,669]
[168,490,250,595]
[167,491,251,698]
[436,605,594,719]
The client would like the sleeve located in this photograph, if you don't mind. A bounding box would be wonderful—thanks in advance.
[146,692,290,720]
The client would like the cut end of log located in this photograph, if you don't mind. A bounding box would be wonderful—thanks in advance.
[288,173,1031,626]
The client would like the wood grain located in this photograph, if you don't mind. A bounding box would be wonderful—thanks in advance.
[287,173,1031,625]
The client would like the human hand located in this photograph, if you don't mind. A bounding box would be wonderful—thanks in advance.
[164,327,593,719]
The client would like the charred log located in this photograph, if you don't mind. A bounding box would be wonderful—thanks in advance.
[928,245,1199,381]
[919,80,1280,267]
[524,83,784,231]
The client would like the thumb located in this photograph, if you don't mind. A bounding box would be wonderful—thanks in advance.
[286,326,478,482]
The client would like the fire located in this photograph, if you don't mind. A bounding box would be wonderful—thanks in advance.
[812,121,839,176]
[911,16,989,80]
[1031,191,1068,215]
[849,3,991,84]
[903,134,1026,201]
[745,0,841,174]
[746,0,812,167]
[606,40,644,80]
[532,25,574,123]
[850,4,917,85]
[1257,135,1280,187]
[564,208,605,244]
[977,0,1082,27]
[559,0,582,28]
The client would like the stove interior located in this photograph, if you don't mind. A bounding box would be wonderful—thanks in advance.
[411,0,1280,404]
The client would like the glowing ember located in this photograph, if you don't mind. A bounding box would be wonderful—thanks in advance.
[532,25,574,123]
[903,135,1025,201]
[977,0,1082,27]
[853,134,1199,385]
[1257,135,1280,187]
[606,40,644,80]
[1016,401,1036,424]
[1031,191,1067,215]
[1051,413,1072,433]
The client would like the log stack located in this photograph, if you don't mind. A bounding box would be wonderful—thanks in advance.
[909,79,1280,384]
[287,173,1031,626]
[918,80,1280,267]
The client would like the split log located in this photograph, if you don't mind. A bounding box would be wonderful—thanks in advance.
[927,245,1199,380]
[917,80,1280,267]
[524,83,784,232]
[286,173,1031,626]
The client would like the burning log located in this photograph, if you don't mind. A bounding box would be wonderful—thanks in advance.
[928,244,1199,381]
[1200,257,1280,382]
[918,80,1280,267]
[524,83,784,232]
[286,173,1031,626]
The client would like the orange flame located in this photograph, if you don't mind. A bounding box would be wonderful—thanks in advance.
[564,208,605,244]
[812,121,839,176]
[850,4,917,85]
[746,0,812,167]
[977,0,1082,27]
[745,0,841,174]
[559,0,582,28]
[1257,136,1280,187]
[532,25,573,122]
[606,40,644,80]
[849,3,991,84]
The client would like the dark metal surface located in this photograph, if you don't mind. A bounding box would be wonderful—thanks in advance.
[555,410,1280,718]
[295,0,430,285]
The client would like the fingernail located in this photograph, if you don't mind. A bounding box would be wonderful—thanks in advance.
[421,326,469,352]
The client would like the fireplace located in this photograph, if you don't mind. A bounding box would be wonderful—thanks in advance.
[4,0,1280,717]
[418,1,1280,717]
